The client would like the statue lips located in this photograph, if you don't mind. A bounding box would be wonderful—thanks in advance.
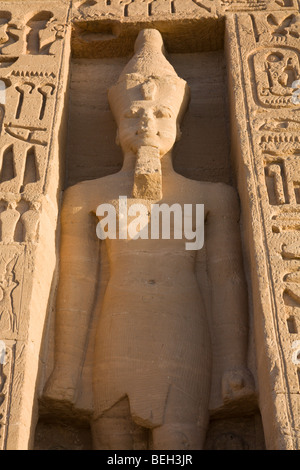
[136,130,157,137]
[134,132,160,150]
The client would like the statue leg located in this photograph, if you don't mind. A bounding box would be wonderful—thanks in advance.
[91,396,149,450]
[151,384,210,450]
[151,422,207,450]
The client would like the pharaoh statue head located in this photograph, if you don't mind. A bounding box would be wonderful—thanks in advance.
[108,29,190,200]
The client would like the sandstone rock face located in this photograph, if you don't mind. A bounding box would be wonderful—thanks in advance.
[0,0,299,451]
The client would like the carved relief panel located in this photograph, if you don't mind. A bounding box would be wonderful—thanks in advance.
[0,338,26,450]
[0,0,70,450]
[0,2,68,245]
[72,0,300,21]
[227,10,300,448]
[0,341,15,450]
[72,0,218,20]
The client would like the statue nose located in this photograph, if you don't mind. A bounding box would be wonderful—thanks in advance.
[138,113,156,134]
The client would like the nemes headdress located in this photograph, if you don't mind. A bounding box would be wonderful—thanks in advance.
[108,29,190,201]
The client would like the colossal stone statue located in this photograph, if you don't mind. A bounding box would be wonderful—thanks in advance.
[43,29,254,450]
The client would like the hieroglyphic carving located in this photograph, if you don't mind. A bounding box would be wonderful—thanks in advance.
[283,155,300,204]
[0,245,23,339]
[265,159,287,204]
[252,49,300,107]
[37,84,56,121]
[0,200,20,244]
[251,18,300,374]
[73,0,217,20]
[282,242,300,308]
[251,12,300,43]
[227,11,300,448]
[10,71,56,79]
[271,210,300,232]
[258,118,300,153]
[271,0,297,6]
[27,12,57,55]
[0,255,18,332]
[0,12,24,57]
[221,0,298,10]
[0,145,15,183]
[4,126,48,147]
[0,195,40,244]
[19,200,40,243]
[0,342,14,450]
[0,142,45,194]
[264,155,300,205]
[0,5,63,201]
[0,49,58,195]
[190,0,218,13]
[267,13,300,40]
[0,1,70,449]
[222,0,266,11]
[72,0,299,21]
[0,10,66,58]
[12,82,56,123]
[222,0,297,11]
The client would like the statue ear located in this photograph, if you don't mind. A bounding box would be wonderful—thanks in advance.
[115,129,120,146]
[176,123,182,142]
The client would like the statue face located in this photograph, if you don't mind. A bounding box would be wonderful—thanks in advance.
[117,99,178,156]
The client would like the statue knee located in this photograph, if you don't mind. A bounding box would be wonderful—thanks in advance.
[91,415,134,450]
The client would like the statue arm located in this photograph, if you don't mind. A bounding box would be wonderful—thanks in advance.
[44,184,99,404]
[205,184,254,407]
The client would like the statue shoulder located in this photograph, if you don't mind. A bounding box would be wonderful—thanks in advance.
[62,179,102,211]
[62,173,122,209]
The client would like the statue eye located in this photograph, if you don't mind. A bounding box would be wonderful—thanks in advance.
[155,108,172,118]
